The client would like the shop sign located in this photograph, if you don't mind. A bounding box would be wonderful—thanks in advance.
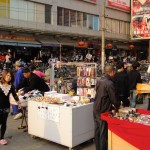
[37,103,60,122]
[131,0,150,39]
[107,0,130,11]
[0,34,35,41]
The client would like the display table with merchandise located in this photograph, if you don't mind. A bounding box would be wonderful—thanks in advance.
[101,109,150,150]
[28,100,94,149]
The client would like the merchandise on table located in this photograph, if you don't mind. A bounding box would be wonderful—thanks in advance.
[108,107,150,126]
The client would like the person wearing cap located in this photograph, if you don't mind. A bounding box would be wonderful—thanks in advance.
[12,60,24,120]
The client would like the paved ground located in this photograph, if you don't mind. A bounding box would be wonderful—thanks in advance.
[0,98,148,150]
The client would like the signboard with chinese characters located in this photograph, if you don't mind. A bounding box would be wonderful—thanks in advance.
[107,0,130,11]
[131,0,150,39]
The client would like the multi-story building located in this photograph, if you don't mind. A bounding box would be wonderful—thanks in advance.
[0,0,146,61]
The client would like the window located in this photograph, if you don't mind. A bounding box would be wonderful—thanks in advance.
[87,14,93,30]
[45,5,51,24]
[77,12,83,27]
[120,21,125,34]
[0,0,9,18]
[115,20,120,33]
[35,3,44,23]
[18,0,27,21]
[93,16,99,31]
[111,19,116,33]
[105,18,112,33]
[64,9,69,26]
[10,0,19,19]
[83,13,87,27]
[57,7,63,25]
[70,10,76,27]
[27,1,35,22]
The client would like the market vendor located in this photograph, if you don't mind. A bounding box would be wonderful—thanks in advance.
[93,65,120,150]
[18,67,49,94]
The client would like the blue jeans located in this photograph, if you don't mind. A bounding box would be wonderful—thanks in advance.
[130,90,136,108]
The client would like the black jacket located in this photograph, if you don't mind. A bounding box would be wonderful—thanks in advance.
[93,75,120,117]
[19,73,49,93]
[114,71,130,98]
[128,69,142,90]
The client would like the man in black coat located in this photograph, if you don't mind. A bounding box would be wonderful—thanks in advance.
[19,67,49,94]
[93,65,120,150]
[128,62,142,108]
[114,62,130,107]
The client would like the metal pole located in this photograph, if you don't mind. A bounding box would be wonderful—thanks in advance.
[101,0,105,73]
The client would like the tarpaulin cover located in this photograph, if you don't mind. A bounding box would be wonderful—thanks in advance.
[101,109,150,150]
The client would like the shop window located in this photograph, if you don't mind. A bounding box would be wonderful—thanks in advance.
[35,3,44,23]
[57,7,63,25]
[45,5,51,24]
[93,16,99,31]
[77,12,83,27]
[27,1,35,22]
[70,10,76,27]
[64,9,69,26]
[0,0,9,18]
[18,0,27,21]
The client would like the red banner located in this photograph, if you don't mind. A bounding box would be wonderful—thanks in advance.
[131,0,150,39]
[107,0,130,11]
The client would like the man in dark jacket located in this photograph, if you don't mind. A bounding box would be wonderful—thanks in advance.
[19,67,49,94]
[114,62,130,107]
[128,62,142,108]
[93,65,120,150]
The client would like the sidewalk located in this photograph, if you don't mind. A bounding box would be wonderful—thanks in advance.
[0,98,148,150]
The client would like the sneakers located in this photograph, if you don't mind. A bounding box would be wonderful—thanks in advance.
[13,113,22,120]
[0,139,8,145]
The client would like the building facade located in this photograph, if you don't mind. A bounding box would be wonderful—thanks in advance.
[0,0,146,61]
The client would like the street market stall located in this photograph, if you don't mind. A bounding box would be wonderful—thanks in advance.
[28,99,94,149]
[101,109,150,150]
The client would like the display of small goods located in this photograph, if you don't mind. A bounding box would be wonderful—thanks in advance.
[77,64,96,98]
[30,95,91,106]
[77,66,96,77]
[109,107,150,126]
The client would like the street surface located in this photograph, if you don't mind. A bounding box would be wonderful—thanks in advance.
[0,98,148,150]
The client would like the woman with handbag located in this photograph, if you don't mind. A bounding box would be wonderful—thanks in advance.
[0,69,20,145]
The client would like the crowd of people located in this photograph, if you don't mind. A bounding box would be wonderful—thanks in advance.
[0,49,149,149]
[93,60,148,150]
